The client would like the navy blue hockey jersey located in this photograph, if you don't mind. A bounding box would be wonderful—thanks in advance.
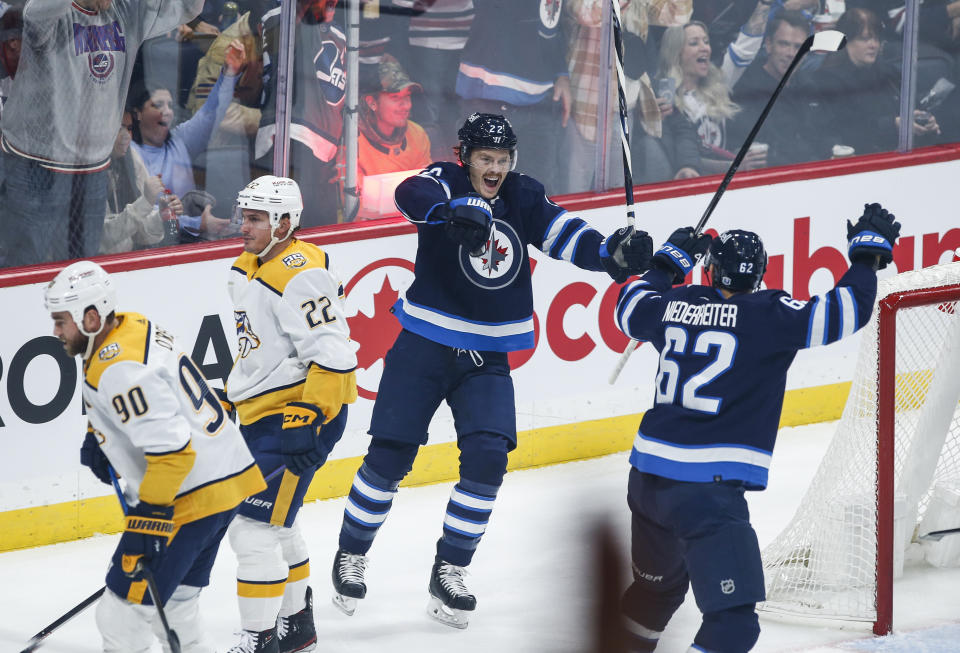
[394,161,608,351]
[616,263,878,489]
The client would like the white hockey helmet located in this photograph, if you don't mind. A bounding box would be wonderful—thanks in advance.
[235,175,304,257]
[44,261,117,358]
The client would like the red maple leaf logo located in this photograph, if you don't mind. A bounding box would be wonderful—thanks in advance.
[481,238,509,275]
[347,275,403,372]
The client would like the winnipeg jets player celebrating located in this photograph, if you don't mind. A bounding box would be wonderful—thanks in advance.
[225,176,357,653]
[613,204,901,652]
[330,113,653,629]
[45,261,266,653]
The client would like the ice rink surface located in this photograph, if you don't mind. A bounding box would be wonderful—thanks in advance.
[2,421,959,652]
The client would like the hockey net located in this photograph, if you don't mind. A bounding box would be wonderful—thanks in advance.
[759,261,960,635]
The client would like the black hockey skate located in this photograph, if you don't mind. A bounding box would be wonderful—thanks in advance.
[277,586,317,653]
[227,626,279,653]
[427,556,476,629]
[331,548,368,616]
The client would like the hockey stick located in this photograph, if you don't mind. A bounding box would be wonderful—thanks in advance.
[110,467,182,653]
[918,526,960,542]
[19,467,129,651]
[19,587,106,653]
[608,30,848,384]
[138,564,182,653]
[611,0,635,230]
[606,0,644,385]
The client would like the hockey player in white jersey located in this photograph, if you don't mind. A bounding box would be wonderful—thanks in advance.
[224,175,358,653]
[44,260,266,653]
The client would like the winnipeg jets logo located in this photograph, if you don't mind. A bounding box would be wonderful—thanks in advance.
[540,0,562,31]
[314,39,346,105]
[459,219,523,290]
[235,310,261,358]
[88,52,115,82]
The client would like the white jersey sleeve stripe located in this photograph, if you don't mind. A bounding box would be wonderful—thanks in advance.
[806,296,827,348]
[540,210,569,253]
[558,223,591,263]
[838,286,857,339]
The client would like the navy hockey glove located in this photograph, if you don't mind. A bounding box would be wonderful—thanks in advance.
[652,227,712,284]
[80,427,112,485]
[847,203,900,270]
[120,502,174,579]
[281,402,340,476]
[439,194,493,257]
[600,227,653,283]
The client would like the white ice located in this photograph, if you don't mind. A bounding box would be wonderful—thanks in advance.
[2,421,959,652]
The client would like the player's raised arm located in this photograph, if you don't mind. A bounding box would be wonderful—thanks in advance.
[616,227,713,341]
[773,203,899,350]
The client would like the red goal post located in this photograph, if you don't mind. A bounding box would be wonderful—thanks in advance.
[760,262,960,636]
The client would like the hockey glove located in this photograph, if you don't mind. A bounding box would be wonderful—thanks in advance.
[120,502,175,579]
[652,227,712,285]
[80,427,112,485]
[440,195,493,257]
[847,203,900,270]
[281,402,337,476]
[600,227,653,283]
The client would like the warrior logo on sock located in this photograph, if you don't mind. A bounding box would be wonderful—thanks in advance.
[459,219,523,290]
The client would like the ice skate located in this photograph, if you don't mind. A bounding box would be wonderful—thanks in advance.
[426,556,476,629]
[227,626,279,653]
[332,548,368,616]
[276,586,316,653]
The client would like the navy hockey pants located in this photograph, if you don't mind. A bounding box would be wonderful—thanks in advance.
[237,409,347,528]
[339,329,514,565]
[622,468,763,653]
[106,506,238,606]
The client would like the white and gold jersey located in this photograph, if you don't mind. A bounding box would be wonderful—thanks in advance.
[84,312,265,525]
[226,239,358,425]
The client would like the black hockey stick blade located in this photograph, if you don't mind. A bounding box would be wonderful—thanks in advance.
[693,29,847,236]
[140,566,182,653]
[918,526,960,542]
[20,586,106,653]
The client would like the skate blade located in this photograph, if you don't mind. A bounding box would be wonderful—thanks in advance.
[332,593,358,616]
[426,595,471,630]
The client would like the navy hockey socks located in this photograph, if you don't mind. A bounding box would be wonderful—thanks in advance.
[339,464,400,554]
[437,478,499,566]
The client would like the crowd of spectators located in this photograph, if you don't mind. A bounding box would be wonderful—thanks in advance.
[0,0,959,269]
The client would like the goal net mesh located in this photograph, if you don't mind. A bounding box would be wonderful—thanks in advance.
[759,262,960,624]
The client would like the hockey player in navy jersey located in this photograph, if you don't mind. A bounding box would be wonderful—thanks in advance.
[613,203,901,652]
[329,112,653,628]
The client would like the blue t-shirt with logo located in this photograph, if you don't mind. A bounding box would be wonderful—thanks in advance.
[394,161,608,352]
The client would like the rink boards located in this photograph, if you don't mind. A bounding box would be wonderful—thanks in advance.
[1,147,959,552]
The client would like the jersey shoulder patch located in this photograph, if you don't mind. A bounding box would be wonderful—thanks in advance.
[256,239,328,295]
[85,312,152,390]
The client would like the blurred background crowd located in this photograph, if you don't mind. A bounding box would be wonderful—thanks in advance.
[0,0,957,268]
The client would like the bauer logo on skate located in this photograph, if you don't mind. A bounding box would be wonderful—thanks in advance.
[459,219,522,290]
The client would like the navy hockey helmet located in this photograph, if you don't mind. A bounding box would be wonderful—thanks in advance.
[705,230,768,292]
[457,112,518,170]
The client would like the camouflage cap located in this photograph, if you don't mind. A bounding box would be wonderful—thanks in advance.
[361,55,423,96]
